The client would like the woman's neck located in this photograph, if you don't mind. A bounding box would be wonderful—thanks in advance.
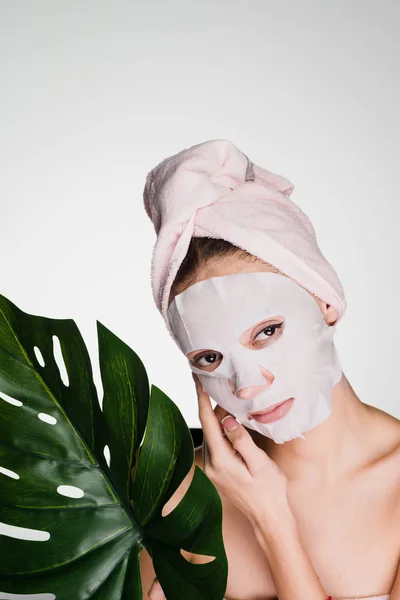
[249,373,376,486]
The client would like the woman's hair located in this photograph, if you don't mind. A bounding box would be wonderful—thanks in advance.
[169,237,279,303]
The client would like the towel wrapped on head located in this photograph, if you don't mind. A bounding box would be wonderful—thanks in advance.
[143,139,346,335]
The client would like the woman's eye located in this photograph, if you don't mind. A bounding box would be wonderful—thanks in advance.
[195,352,222,368]
[254,322,284,343]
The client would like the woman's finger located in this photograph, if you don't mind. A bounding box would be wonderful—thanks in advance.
[213,403,231,425]
[193,374,232,460]
[221,416,267,475]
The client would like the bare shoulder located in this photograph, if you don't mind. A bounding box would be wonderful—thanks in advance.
[363,404,400,496]
[368,404,400,459]
[374,413,400,538]
[383,415,400,476]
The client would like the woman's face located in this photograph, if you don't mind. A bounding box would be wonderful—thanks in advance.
[168,255,341,444]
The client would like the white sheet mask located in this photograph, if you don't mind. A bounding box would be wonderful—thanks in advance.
[167,272,343,444]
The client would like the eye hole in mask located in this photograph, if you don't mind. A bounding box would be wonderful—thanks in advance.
[247,319,285,348]
[187,319,285,372]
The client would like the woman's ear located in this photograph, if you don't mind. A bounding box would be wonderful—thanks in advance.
[315,298,339,326]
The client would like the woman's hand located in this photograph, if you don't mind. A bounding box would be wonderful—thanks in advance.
[193,373,290,528]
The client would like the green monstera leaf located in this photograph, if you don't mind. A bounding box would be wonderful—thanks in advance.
[0,295,227,599]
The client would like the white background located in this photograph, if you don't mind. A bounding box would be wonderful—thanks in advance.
[1,0,399,428]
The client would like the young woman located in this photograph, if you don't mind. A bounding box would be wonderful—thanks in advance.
[139,140,400,600]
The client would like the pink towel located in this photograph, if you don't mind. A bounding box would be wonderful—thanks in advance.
[143,139,346,335]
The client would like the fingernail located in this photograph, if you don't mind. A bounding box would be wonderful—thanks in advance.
[221,416,239,432]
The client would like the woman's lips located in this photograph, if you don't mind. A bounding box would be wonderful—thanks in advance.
[247,397,295,424]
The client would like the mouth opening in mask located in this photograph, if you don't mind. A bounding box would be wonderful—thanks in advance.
[247,397,295,424]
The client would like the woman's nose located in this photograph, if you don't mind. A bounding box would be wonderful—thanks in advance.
[229,366,275,401]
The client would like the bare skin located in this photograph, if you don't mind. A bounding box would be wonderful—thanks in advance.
[140,256,400,600]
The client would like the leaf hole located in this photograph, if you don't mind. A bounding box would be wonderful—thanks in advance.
[38,413,57,425]
[0,467,19,480]
[33,346,45,367]
[52,335,69,387]
[57,485,84,499]
[161,470,194,517]
[180,548,216,564]
[0,521,50,541]
[0,391,23,407]
[103,445,111,468]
